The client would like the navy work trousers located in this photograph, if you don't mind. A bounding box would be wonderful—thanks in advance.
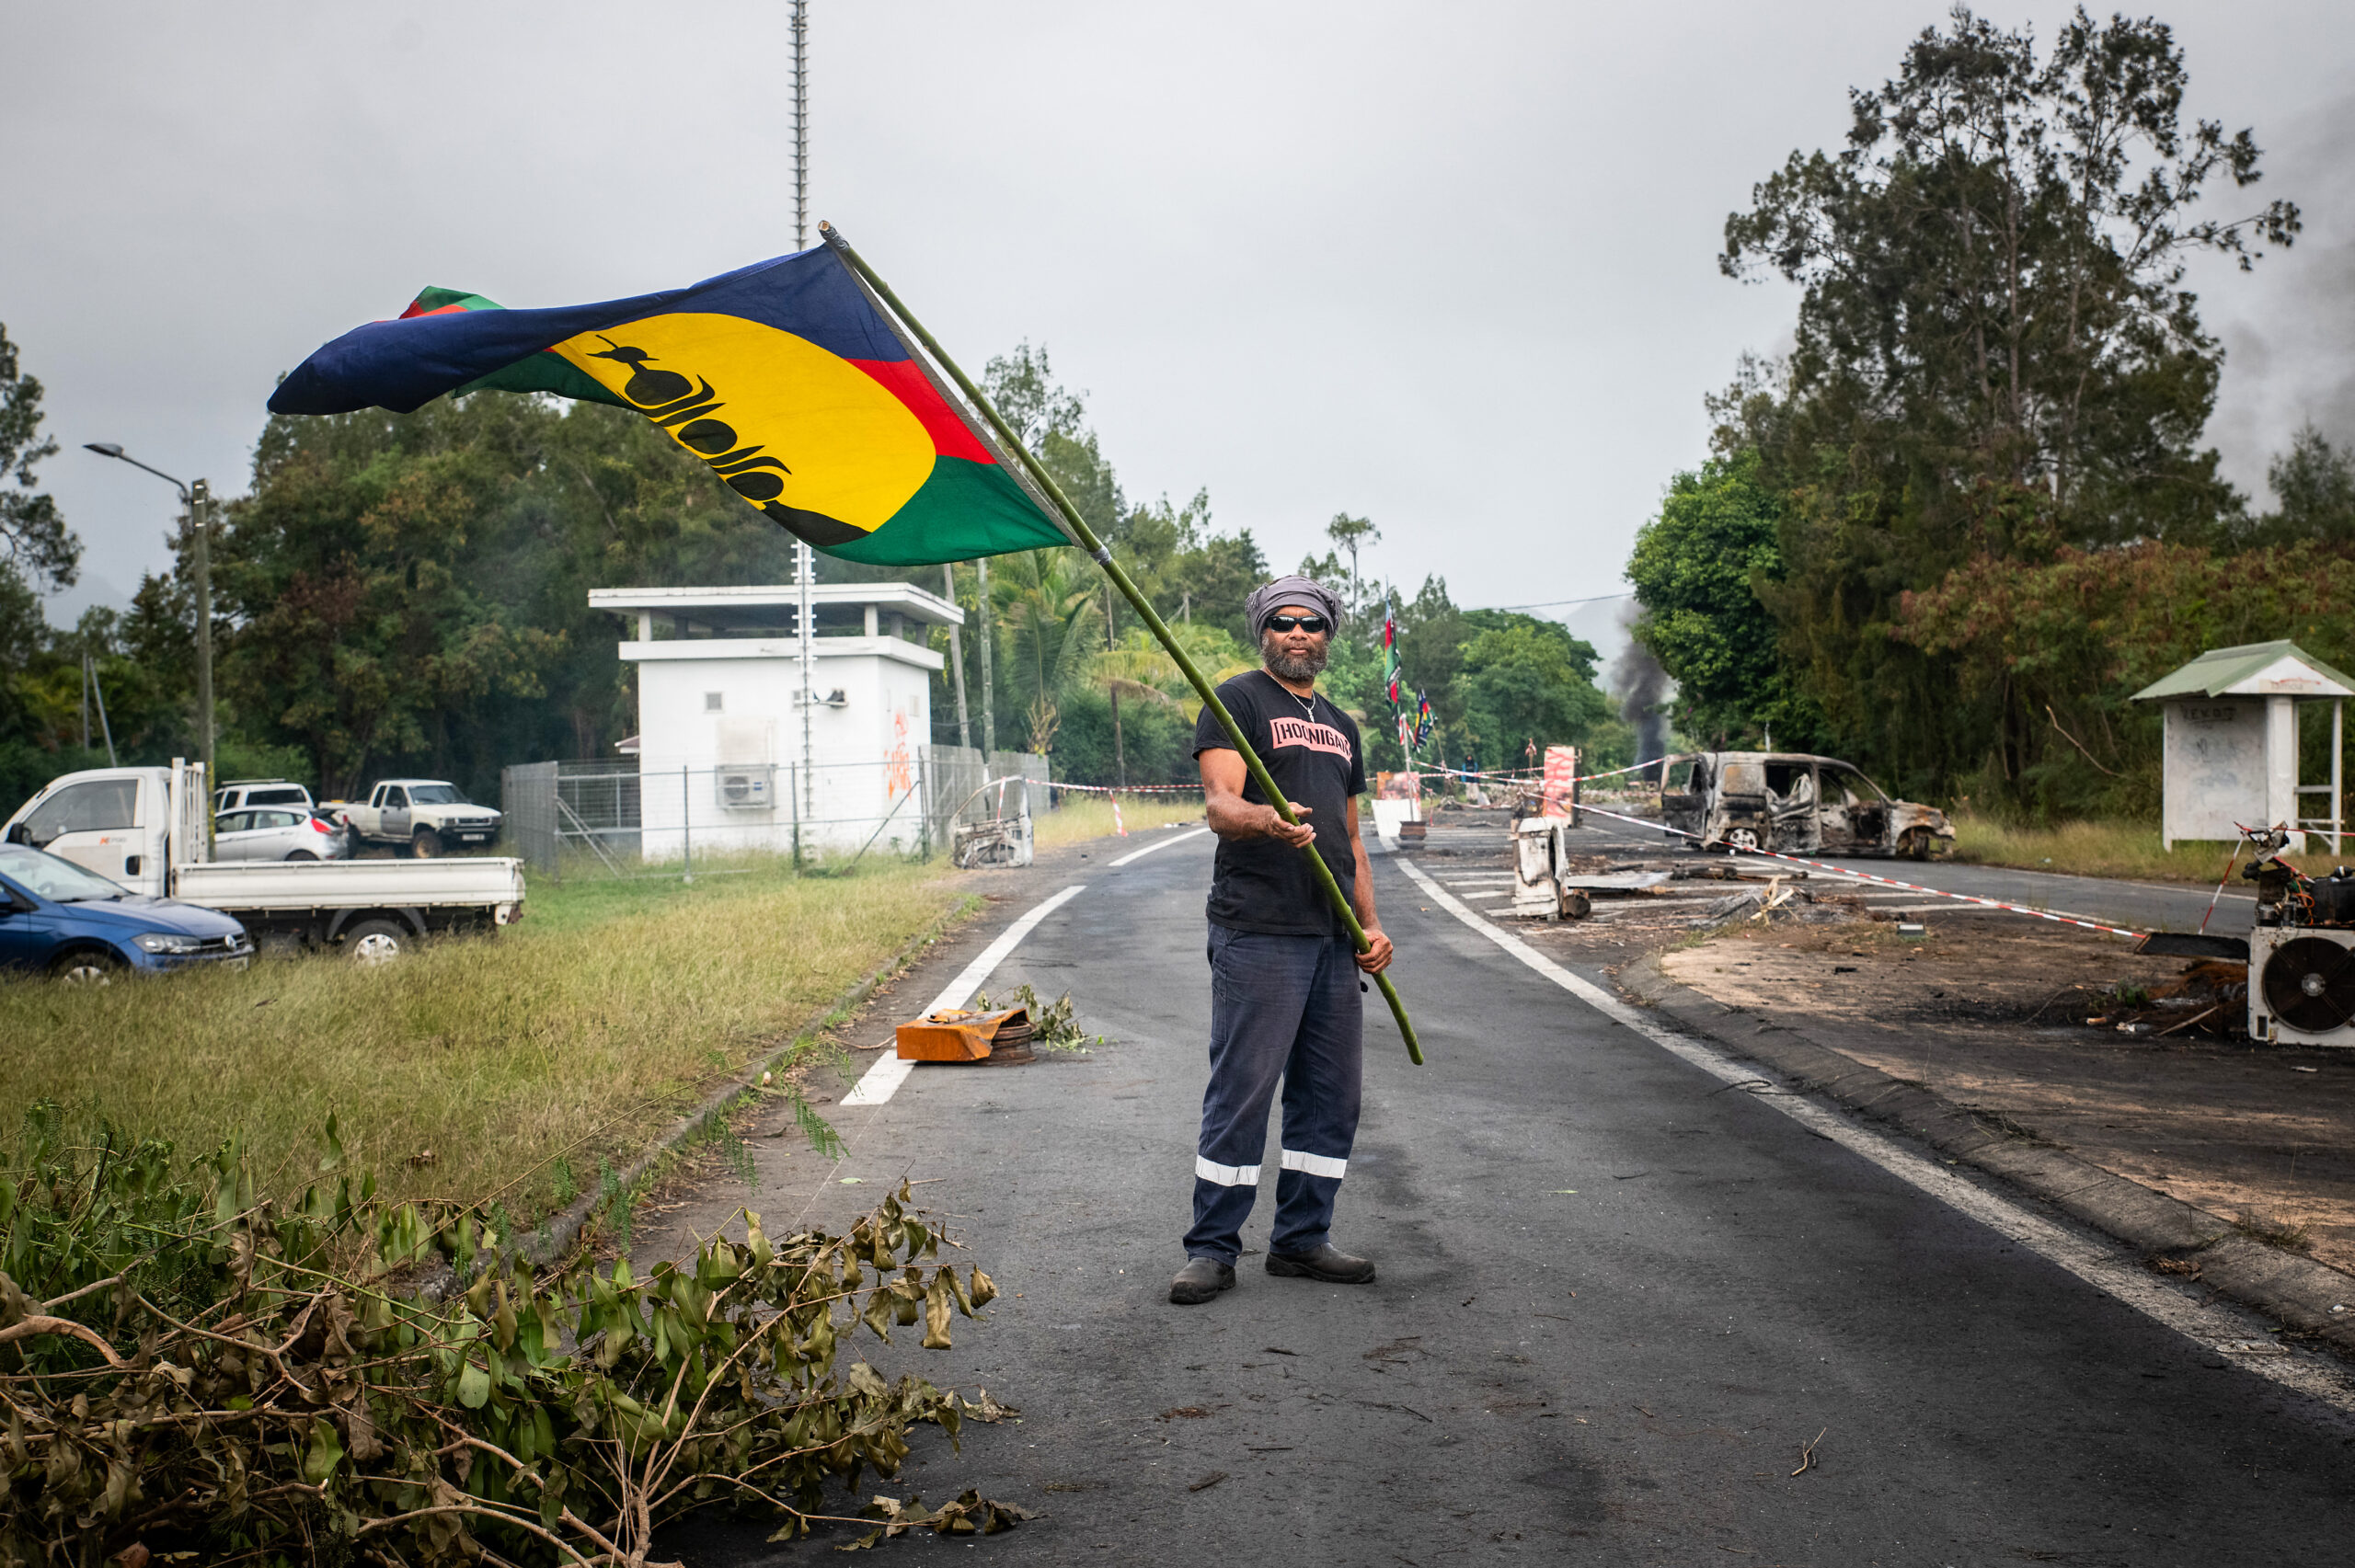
[1183,924,1363,1265]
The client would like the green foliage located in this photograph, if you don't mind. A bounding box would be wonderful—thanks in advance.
[1626,452,1821,749]
[1051,684,1192,787]
[1900,539,2355,818]
[937,349,1269,761]
[1109,488,1269,646]
[987,547,1103,753]
[1316,574,1615,775]
[2240,427,2355,548]
[0,1106,1021,1562]
[222,395,806,800]
[970,983,1093,1050]
[1322,512,1381,622]
[1676,6,2300,803]
[0,324,75,593]
[1453,623,1610,763]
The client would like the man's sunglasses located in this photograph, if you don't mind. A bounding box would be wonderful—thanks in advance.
[1264,613,1329,634]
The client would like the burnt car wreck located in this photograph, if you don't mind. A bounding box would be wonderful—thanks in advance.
[1654,752,1957,859]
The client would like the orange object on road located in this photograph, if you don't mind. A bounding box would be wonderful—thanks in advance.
[895,1006,1032,1062]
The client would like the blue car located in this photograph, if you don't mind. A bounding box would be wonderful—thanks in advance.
[0,844,253,984]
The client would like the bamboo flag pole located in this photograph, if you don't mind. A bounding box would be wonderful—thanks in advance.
[821,222,1424,1066]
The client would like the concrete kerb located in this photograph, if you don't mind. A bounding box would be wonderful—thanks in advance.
[412,893,985,1299]
[1615,953,2355,1356]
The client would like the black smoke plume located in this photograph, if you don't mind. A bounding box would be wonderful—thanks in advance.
[1611,602,1671,765]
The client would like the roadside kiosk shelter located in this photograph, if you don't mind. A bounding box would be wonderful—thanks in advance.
[589,582,960,859]
[2131,640,2355,853]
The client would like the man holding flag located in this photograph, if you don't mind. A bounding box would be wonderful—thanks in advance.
[266,234,1422,1312]
[1171,575,1394,1307]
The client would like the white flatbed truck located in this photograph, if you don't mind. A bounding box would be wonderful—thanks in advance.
[4,761,524,961]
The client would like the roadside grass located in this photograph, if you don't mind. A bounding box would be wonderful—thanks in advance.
[1950,818,2248,886]
[1034,794,1202,847]
[0,859,967,1220]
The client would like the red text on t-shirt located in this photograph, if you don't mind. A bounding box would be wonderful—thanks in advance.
[1269,715,1351,758]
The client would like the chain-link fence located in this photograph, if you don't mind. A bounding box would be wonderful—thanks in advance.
[500,748,1051,880]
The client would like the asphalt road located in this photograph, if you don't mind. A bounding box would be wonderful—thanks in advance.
[1580,811,2260,937]
[667,831,2355,1566]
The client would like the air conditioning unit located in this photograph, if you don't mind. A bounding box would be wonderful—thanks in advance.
[2248,924,2355,1045]
[715,765,776,810]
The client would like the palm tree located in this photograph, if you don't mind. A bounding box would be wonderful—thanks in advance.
[991,548,1101,752]
[1088,624,1255,721]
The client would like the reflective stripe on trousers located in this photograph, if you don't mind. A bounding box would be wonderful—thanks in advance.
[1184,925,1362,1264]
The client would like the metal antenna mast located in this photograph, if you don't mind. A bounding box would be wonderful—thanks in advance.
[791,0,817,830]
[790,0,810,250]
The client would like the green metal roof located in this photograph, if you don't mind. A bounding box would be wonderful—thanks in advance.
[2131,640,2355,701]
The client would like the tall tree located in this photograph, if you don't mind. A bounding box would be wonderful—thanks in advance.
[1324,512,1379,619]
[1712,5,2296,793]
[0,324,76,592]
[1453,622,1610,764]
[1626,452,1819,749]
[988,547,1101,753]
[2247,426,2355,546]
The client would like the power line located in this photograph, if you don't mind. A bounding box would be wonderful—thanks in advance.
[1488,590,1635,612]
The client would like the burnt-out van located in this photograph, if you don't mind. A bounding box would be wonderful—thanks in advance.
[1657,752,1955,859]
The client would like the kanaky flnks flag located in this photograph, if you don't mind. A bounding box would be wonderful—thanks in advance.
[268,248,1075,567]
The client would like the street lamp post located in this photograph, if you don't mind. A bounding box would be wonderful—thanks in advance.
[83,443,213,795]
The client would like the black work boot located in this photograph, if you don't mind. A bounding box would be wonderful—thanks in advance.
[1265,1242,1376,1284]
[1169,1256,1236,1305]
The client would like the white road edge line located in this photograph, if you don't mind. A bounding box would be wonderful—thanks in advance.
[1110,825,1212,867]
[840,884,1089,1107]
[1393,855,2355,1415]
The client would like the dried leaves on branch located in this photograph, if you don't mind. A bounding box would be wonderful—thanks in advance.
[0,1105,1023,1564]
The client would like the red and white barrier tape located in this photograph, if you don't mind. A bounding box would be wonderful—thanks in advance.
[1041,780,1204,795]
[1402,757,1685,789]
[1569,801,2150,942]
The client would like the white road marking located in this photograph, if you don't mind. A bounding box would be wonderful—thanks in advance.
[1394,855,2355,1415]
[1111,826,1212,866]
[841,884,1088,1107]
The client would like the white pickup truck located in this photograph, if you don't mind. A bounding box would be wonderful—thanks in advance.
[332,779,505,858]
[4,761,524,961]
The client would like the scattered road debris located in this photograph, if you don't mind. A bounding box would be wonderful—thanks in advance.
[1792,1427,1827,1476]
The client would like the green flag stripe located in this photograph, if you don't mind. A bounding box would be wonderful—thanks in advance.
[824,457,1072,566]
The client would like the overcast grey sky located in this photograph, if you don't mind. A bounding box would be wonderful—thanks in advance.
[6,1,2349,635]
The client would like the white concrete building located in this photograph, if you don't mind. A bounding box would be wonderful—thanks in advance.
[2132,640,2354,853]
[590,582,961,859]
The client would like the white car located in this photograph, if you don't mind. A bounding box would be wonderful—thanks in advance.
[214,778,315,816]
[213,806,351,862]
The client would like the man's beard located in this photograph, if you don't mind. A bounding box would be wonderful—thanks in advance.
[1262,635,1329,683]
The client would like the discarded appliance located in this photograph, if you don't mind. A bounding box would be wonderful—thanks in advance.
[2242,826,2355,1045]
[894,1006,1036,1064]
[950,776,1035,868]
[1654,751,1954,859]
[1510,817,1591,920]
[2131,640,2353,853]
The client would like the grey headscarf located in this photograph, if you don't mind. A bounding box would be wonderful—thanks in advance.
[1245,574,1345,637]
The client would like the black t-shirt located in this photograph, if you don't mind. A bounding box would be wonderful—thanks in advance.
[1192,670,1367,936]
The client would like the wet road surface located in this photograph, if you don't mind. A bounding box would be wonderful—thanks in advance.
[669,831,2355,1566]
